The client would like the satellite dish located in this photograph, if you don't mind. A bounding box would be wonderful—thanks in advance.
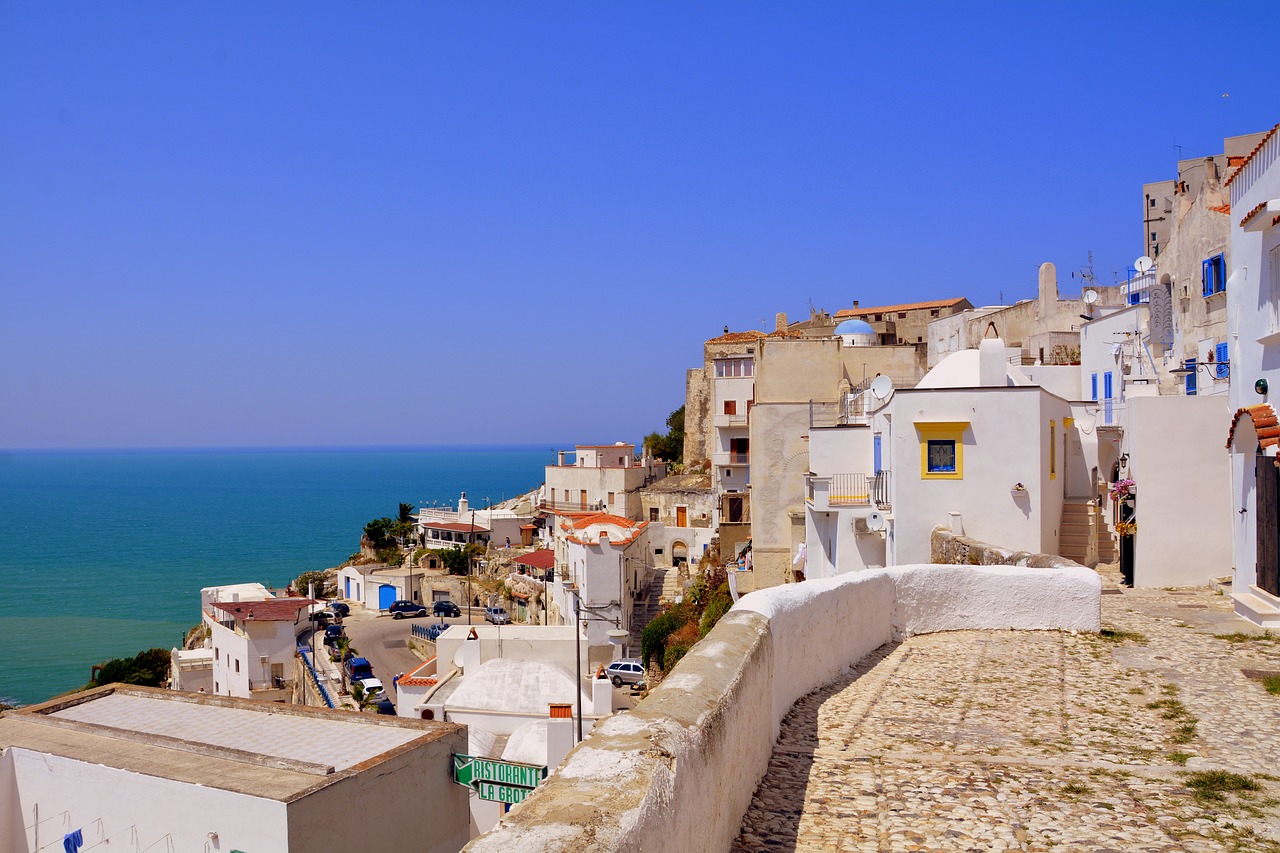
[869,375,894,400]
[865,511,886,532]
[1083,289,1099,305]
[1135,256,1154,274]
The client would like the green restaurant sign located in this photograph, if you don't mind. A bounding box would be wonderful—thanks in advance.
[452,754,547,804]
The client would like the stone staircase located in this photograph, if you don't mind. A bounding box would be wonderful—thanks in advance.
[1058,499,1116,566]
[627,567,687,652]
[1232,585,1280,629]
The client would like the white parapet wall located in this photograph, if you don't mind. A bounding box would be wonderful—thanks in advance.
[464,564,1101,853]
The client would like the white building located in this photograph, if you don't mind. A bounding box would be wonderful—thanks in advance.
[541,444,663,523]
[547,513,649,660]
[1,685,468,853]
[711,353,755,525]
[203,595,314,700]
[1225,123,1280,626]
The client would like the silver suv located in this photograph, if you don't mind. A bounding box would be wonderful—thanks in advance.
[605,659,645,687]
[484,606,510,625]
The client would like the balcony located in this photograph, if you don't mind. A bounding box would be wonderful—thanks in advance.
[806,471,891,512]
[540,499,606,513]
[713,412,750,428]
[713,452,750,467]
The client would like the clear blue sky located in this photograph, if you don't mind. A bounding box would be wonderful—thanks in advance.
[2,2,1276,449]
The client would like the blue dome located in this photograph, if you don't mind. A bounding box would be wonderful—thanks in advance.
[834,319,875,336]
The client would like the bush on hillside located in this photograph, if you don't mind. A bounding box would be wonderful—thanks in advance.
[88,648,171,689]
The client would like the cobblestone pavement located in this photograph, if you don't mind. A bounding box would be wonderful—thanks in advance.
[734,574,1280,852]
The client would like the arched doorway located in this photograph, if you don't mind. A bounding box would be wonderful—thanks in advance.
[672,541,688,566]
[378,584,397,610]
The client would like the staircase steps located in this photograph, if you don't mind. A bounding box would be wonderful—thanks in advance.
[1233,586,1280,629]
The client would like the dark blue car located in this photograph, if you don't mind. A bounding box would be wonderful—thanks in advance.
[344,656,373,682]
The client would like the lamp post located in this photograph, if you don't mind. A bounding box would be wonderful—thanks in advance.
[467,508,477,625]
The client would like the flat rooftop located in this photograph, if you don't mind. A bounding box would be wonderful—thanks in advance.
[1,685,461,800]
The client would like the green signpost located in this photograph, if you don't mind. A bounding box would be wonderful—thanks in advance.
[452,754,547,804]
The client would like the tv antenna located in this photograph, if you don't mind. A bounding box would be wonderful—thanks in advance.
[1071,251,1097,288]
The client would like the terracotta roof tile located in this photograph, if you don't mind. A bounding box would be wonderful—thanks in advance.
[1224,124,1280,187]
[210,598,315,622]
[1226,404,1280,454]
[834,297,968,318]
[514,549,555,570]
[398,659,439,687]
[1209,203,1231,215]
[707,330,768,343]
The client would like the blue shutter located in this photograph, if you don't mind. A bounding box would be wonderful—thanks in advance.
[1203,259,1212,296]
[1103,372,1113,399]
[1091,373,1098,402]
[873,435,882,474]
[1185,359,1197,395]
[1215,342,1229,378]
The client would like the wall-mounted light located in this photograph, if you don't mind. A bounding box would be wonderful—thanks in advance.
[1170,361,1230,378]
[1256,378,1269,396]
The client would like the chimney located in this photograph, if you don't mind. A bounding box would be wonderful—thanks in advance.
[979,337,1007,387]
[457,492,469,516]
[1037,262,1058,318]
[460,633,481,674]
[852,300,860,309]
[591,667,612,716]
[547,704,574,769]
[775,312,787,332]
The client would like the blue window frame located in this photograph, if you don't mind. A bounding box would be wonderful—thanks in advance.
[873,434,882,474]
[1215,342,1229,379]
[1103,371,1114,423]
[1090,373,1098,402]
[926,439,956,473]
[1185,358,1197,395]
[1202,254,1226,296]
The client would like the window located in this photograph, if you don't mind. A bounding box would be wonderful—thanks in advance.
[234,659,240,673]
[1049,421,1057,480]
[1090,373,1098,402]
[649,507,659,522]
[1151,231,1157,243]
[1215,342,1229,379]
[927,440,957,473]
[930,309,939,317]
[724,400,737,415]
[1202,253,1226,296]
[1184,358,1197,395]
[1150,197,1156,207]
[654,547,664,555]
[898,312,907,319]
[916,422,966,479]
[608,491,615,506]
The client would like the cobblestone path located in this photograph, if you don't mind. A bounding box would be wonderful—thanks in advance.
[734,578,1280,852]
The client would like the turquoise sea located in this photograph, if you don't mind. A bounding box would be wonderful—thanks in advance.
[0,446,552,707]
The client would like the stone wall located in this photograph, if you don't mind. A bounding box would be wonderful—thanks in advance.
[930,526,1083,569]
[464,564,1101,853]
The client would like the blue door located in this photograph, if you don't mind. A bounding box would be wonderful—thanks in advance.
[1103,372,1114,424]
[345,577,351,599]
[378,584,396,610]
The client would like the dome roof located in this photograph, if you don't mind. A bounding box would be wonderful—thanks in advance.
[448,658,589,715]
[916,348,1033,389]
[834,319,875,336]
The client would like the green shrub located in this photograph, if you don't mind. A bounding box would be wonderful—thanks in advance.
[699,584,734,638]
[641,606,690,669]
[88,648,171,689]
[663,643,691,672]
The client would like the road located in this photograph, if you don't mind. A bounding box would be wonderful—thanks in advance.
[340,608,480,707]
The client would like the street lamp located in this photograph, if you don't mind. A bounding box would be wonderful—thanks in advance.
[1170,360,1230,379]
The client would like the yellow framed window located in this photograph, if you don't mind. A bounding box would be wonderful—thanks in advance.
[915,422,966,480]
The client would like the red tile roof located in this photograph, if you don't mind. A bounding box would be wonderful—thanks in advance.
[1239,201,1269,229]
[834,297,968,318]
[1224,124,1280,188]
[707,330,767,343]
[1226,404,1280,453]
[210,598,315,622]
[398,658,439,688]
[514,549,555,570]
[1209,203,1231,215]
[567,512,640,530]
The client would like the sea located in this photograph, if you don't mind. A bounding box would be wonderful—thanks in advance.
[0,445,554,708]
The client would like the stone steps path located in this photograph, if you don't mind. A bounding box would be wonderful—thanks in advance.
[734,577,1280,852]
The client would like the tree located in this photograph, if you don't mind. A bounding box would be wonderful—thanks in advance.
[88,648,171,689]
[643,405,685,464]
[436,544,484,575]
[364,517,395,548]
[398,502,415,524]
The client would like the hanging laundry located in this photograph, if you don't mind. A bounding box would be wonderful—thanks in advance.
[63,829,84,853]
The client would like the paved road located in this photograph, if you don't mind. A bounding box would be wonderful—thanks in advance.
[340,608,481,706]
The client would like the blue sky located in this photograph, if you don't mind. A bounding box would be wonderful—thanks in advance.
[2,2,1277,449]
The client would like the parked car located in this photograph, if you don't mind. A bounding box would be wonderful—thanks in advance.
[605,659,646,687]
[308,609,334,624]
[344,656,374,682]
[433,600,461,618]
[426,623,449,641]
[328,601,351,618]
[374,697,396,715]
[484,606,510,625]
[388,600,428,619]
[323,624,344,647]
[356,677,384,701]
